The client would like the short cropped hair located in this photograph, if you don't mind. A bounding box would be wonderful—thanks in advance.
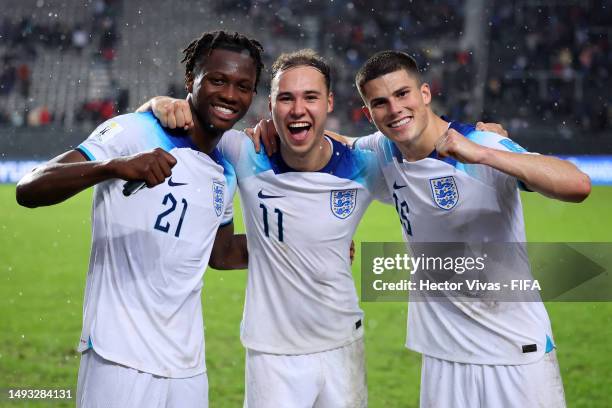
[355,51,421,98]
[271,49,332,92]
[182,30,264,90]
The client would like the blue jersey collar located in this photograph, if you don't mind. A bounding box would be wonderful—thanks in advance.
[268,136,349,175]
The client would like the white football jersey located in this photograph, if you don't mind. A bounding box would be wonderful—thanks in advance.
[355,122,554,365]
[76,112,235,378]
[219,130,390,354]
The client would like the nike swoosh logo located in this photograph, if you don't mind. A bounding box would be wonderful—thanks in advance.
[393,181,406,190]
[168,177,188,187]
[258,189,285,199]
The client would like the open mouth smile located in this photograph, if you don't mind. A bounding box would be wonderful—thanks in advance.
[287,122,312,141]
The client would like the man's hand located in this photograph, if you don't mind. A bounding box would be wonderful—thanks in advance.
[245,119,278,155]
[435,129,488,164]
[149,97,193,130]
[475,121,508,137]
[110,148,177,187]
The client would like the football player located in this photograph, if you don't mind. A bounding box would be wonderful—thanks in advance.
[16,31,264,408]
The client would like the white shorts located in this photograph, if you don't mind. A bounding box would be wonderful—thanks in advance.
[76,349,208,408]
[245,338,367,408]
[420,351,566,408]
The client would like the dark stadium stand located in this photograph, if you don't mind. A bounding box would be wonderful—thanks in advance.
[0,0,610,164]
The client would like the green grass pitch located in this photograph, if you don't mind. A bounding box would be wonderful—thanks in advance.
[1,185,611,407]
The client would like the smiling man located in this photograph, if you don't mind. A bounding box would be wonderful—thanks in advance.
[351,51,590,408]
[16,31,263,408]
[218,50,390,408]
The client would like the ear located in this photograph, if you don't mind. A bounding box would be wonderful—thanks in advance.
[327,92,334,113]
[421,83,431,106]
[361,106,373,123]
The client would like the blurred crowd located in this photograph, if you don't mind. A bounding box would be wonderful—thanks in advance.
[0,0,610,136]
[485,0,612,132]
[214,0,466,132]
[0,0,121,127]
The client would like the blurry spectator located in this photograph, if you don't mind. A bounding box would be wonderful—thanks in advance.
[17,63,31,99]
[10,111,24,127]
[0,107,8,124]
[27,106,52,127]
[99,99,115,120]
[77,99,116,124]
[98,18,118,63]
[116,88,130,114]
[0,58,16,96]
[72,24,89,54]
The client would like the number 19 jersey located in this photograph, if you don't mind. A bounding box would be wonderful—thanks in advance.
[355,123,554,365]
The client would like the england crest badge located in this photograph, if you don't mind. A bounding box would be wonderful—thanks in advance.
[212,181,225,217]
[429,176,459,210]
[330,189,357,219]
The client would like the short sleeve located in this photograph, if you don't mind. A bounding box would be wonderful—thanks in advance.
[349,144,393,205]
[76,114,148,161]
[467,131,531,154]
[217,129,247,167]
[353,132,383,152]
[368,160,393,205]
[461,131,532,191]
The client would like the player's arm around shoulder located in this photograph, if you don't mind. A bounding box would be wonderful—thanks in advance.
[209,222,248,270]
[436,129,591,203]
[136,96,193,131]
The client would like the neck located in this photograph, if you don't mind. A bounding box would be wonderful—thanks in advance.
[187,97,224,154]
[280,134,332,171]
[396,111,449,162]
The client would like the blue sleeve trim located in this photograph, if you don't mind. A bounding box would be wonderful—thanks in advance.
[76,146,95,161]
[499,138,527,153]
[545,335,555,353]
[220,218,233,227]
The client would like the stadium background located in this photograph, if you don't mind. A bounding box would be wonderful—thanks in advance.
[1,0,611,407]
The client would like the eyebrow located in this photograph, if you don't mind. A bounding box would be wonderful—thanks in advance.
[393,86,411,96]
[369,86,412,105]
[369,96,388,105]
[276,89,322,98]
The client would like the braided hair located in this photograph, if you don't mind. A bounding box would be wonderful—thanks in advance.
[182,30,264,90]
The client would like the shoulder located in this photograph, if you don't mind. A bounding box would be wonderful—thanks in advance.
[221,128,250,142]
[353,131,385,150]
[328,138,384,188]
[101,111,160,130]
[219,129,273,177]
[354,131,402,164]
[219,129,252,154]
[88,112,162,142]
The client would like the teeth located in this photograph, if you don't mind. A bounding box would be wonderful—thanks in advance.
[390,117,412,128]
[288,122,310,128]
[214,105,234,114]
